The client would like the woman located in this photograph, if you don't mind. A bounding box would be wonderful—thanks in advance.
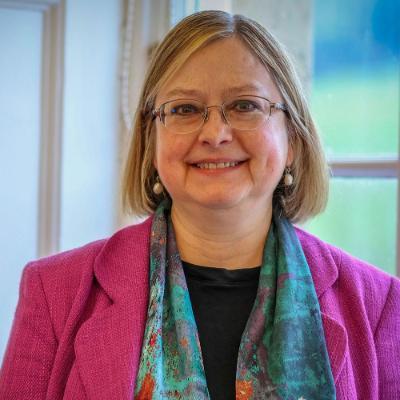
[1,10,399,400]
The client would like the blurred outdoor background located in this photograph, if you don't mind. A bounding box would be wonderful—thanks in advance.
[307,0,399,277]
[0,0,398,361]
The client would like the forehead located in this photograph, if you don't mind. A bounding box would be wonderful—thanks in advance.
[157,37,281,102]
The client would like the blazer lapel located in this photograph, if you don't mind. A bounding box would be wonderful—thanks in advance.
[297,228,349,383]
[74,301,146,399]
[321,312,348,383]
[74,218,152,400]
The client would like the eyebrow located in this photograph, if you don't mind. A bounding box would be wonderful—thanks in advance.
[163,83,267,99]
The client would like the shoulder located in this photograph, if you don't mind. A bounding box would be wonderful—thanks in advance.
[295,225,394,278]
[295,226,399,327]
[27,216,153,280]
[20,218,152,323]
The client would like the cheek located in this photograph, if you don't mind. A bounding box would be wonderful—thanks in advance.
[154,132,190,176]
[255,131,288,160]
[251,129,289,177]
[155,131,173,166]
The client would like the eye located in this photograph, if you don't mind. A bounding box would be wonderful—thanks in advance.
[230,99,261,113]
[170,103,201,116]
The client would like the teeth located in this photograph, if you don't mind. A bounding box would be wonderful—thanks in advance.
[196,161,240,169]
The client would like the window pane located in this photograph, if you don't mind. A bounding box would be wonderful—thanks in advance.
[312,0,399,158]
[303,178,397,276]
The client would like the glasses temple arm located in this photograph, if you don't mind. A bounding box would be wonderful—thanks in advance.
[272,102,288,112]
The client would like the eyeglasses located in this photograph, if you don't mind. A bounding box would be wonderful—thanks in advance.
[152,95,287,135]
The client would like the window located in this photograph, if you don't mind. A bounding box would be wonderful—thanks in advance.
[0,0,121,362]
[0,4,43,362]
[306,0,399,276]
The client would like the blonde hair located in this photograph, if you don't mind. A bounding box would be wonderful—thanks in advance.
[122,10,329,223]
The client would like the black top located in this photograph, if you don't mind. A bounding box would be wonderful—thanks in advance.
[182,261,260,400]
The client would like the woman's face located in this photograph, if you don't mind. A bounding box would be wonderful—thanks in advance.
[154,37,293,213]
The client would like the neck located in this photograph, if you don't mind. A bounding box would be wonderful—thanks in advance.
[171,201,272,270]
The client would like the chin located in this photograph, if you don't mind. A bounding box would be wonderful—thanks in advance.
[191,190,250,210]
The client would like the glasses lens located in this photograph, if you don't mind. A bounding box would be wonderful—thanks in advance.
[163,99,205,134]
[224,96,269,130]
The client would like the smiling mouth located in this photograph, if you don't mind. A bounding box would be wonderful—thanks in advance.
[194,161,243,169]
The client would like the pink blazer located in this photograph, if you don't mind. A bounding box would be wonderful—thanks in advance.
[1,217,399,399]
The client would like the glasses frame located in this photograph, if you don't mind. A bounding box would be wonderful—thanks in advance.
[152,95,288,134]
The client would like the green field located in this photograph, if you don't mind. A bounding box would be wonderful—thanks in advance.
[302,66,398,276]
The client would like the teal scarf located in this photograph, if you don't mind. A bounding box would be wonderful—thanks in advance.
[134,201,335,399]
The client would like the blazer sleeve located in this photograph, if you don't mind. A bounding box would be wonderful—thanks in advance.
[0,262,57,399]
[374,276,400,399]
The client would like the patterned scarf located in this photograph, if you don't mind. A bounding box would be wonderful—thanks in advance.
[134,201,335,399]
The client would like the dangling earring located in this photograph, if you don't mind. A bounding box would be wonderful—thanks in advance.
[153,176,164,195]
[283,167,293,186]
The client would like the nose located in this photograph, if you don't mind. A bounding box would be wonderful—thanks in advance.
[197,105,233,147]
